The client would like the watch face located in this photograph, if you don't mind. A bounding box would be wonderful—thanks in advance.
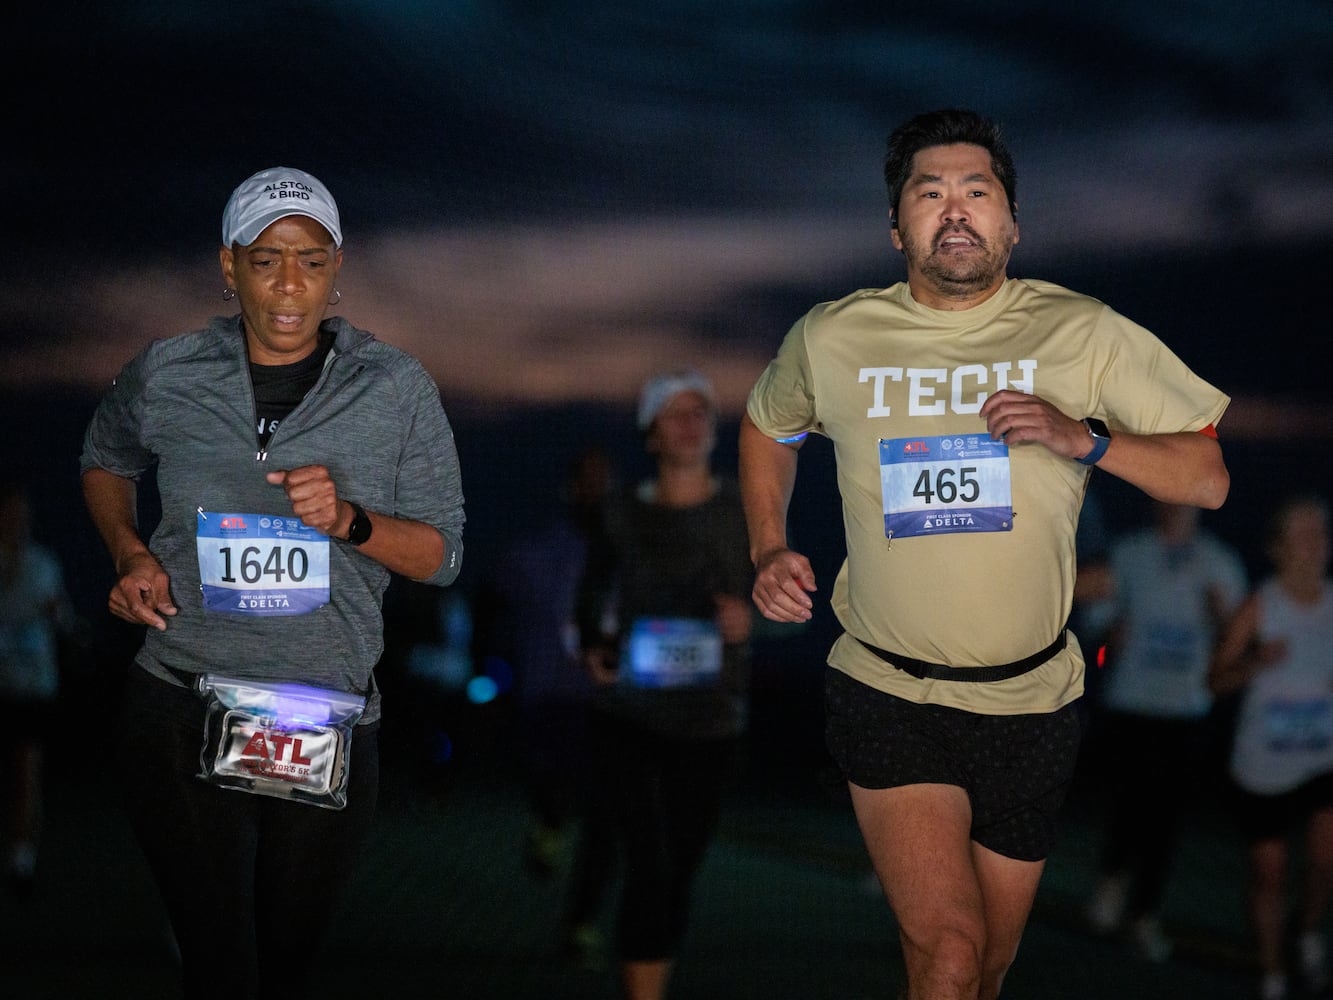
[348,504,372,545]
[1085,417,1111,439]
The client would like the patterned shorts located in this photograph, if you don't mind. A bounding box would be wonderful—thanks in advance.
[824,666,1084,861]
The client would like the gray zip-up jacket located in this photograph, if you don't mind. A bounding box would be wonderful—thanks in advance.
[80,315,465,722]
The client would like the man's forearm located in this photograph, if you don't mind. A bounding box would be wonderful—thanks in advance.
[1096,430,1229,509]
[739,413,801,563]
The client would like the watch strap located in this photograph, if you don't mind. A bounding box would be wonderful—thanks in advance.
[345,501,372,545]
[1077,418,1111,466]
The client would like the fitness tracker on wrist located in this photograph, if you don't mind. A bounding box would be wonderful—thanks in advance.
[1077,418,1112,466]
[345,501,372,546]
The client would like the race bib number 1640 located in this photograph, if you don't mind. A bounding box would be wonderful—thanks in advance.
[197,511,331,616]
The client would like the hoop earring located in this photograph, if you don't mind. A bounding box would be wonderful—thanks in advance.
[328,289,342,306]
[222,287,236,301]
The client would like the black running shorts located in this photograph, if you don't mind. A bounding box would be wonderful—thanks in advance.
[824,666,1084,862]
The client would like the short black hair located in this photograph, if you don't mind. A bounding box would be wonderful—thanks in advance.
[884,108,1017,225]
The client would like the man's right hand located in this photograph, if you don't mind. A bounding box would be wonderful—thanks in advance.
[109,551,177,630]
[751,548,817,623]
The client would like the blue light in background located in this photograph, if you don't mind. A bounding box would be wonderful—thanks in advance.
[466,675,499,705]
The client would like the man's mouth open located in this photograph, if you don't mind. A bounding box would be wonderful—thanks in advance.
[936,231,981,252]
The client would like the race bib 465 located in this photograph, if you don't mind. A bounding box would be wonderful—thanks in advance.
[879,435,1014,539]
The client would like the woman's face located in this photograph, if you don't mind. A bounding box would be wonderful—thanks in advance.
[649,391,716,464]
[219,215,342,365]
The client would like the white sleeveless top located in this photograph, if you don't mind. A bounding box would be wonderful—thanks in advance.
[1230,579,1333,795]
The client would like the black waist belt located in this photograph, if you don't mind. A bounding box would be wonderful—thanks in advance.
[853,628,1067,683]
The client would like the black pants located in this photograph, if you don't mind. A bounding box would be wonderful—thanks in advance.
[118,667,379,1000]
[1094,710,1202,917]
[589,713,738,961]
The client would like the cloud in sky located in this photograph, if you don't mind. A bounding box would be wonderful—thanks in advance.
[3,0,1330,439]
[0,212,889,410]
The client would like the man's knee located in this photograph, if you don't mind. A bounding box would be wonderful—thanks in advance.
[979,941,1019,1000]
[903,925,984,997]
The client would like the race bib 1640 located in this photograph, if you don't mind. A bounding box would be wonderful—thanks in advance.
[196,510,330,616]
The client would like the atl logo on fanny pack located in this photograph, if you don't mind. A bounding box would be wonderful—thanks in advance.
[238,726,314,778]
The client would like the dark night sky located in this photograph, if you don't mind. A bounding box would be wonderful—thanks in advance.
[3,1,1330,414]
[3,1,1331,598]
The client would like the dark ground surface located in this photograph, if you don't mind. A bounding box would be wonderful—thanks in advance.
[0,665,1296,1000]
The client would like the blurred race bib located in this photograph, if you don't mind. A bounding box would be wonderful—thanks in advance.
[622,617,722,689]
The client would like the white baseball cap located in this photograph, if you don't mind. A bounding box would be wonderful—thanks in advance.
[637,369,715,431]
[221,166,343,248]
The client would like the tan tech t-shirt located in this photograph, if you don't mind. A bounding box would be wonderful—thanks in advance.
[747,278,1230,715]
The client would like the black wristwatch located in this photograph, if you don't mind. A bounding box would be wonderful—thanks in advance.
[345,501,373,546]
[1077,418,1112,466]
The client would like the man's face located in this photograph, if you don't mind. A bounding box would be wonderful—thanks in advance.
[891,143,1018,308]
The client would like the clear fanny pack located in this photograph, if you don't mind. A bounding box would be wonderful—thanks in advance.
[196,674,366,810]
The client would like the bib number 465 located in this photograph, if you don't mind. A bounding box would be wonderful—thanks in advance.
[913,466,980,505]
